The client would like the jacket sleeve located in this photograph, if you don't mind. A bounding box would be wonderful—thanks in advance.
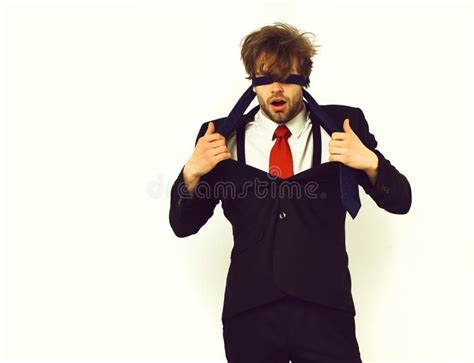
[353,107,412,214]
[169,121,220,237]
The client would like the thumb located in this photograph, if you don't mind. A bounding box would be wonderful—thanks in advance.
[205,121,215,136]
[343,118,353,134]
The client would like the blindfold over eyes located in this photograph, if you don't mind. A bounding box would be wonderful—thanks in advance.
[251,74,308,87]
[217,74,362,219]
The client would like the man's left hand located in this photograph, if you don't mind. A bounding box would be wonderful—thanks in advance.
[328,118,379,184]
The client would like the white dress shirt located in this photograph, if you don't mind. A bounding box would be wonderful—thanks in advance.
[226,102,331,174]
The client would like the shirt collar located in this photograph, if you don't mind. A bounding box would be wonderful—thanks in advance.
[253,102,311,140]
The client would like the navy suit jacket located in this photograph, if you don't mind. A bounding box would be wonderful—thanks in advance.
[169,103,412,322]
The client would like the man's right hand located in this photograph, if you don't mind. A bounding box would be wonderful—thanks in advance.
[183,121,231,194]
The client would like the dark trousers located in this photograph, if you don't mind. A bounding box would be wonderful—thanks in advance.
[222,294,363,363]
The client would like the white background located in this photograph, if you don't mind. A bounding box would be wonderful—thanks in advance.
[0,0,472,362]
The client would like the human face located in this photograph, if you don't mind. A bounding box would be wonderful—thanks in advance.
[252,60,304,124]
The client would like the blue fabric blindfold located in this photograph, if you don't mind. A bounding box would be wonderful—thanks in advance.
[218,74,361,219]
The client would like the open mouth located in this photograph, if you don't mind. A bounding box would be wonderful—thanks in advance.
[270,99,287,111]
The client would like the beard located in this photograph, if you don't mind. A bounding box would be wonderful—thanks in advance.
[258,95,304,124]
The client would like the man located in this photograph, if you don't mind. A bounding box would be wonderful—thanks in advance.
[169,22,411,363]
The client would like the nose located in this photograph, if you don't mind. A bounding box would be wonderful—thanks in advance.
[270,81,284,93]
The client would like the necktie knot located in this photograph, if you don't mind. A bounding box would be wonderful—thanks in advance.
[273,125,291,140]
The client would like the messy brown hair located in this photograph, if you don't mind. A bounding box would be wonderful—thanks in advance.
[240,22,319,88]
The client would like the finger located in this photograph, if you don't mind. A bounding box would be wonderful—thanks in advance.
[209,145,228,156]
[217,151,232,161]
[202,132,225,143]
[331,132,348,140]
[328,139,345,148]
[204,121,215,136]
[329,146,345,155]
[207,139,227,148]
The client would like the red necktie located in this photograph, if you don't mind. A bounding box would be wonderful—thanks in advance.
[269,125,293,179]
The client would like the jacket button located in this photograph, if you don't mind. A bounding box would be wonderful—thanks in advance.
[279,211,287,219]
